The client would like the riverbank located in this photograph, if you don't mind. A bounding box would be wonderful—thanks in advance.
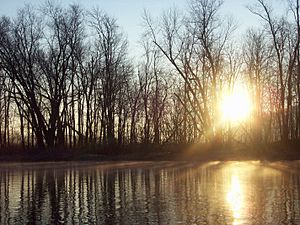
[0,141,300,162]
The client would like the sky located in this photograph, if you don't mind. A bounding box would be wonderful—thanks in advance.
[0,0,285,59]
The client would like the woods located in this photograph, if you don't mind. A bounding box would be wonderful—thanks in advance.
[0,0,300,152]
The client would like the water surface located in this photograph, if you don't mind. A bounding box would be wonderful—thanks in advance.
[0,161,300,225]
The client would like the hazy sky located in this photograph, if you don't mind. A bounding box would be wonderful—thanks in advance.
[0,0,285,59]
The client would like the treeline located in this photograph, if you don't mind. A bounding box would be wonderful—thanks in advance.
[0,0,299,151]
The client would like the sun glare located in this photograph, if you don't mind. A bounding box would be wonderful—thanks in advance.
[220,84,252,124]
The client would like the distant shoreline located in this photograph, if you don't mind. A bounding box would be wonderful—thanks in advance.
[0,142,300,163]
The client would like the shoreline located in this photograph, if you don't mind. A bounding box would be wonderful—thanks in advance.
[0,142,300,163]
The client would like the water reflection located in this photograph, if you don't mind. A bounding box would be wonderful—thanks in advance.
[226,174,243,225]
[0,161,300,224]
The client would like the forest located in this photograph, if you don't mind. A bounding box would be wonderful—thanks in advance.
[0,0,300,153]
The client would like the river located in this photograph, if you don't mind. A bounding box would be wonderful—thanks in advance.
[0,161,299,224]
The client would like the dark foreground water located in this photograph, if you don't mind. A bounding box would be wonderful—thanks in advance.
[0,161,300,225]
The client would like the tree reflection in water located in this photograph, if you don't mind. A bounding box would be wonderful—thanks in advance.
[0,161,300,225]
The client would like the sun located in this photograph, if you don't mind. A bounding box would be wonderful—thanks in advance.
[220,84,252,124]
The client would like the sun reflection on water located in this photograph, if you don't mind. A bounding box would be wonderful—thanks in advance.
[226,174,244,225]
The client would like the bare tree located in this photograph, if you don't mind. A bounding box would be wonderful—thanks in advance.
[243,29,273,143]
[249,0,300,141]
[144,1,235,143]
[89,9,130,147]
